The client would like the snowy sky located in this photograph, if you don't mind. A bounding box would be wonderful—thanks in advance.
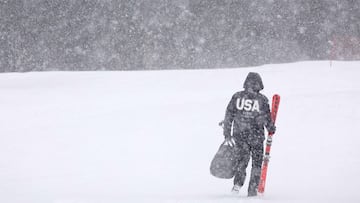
[0,1,359,72]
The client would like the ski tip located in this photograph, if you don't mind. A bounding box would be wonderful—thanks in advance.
[272,94,280,103]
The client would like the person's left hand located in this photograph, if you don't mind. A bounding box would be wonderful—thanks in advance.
[268,124,276,134]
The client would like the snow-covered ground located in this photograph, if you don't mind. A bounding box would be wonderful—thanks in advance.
[0,61,359,203]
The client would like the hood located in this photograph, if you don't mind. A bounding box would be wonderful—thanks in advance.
[243,72,264,92]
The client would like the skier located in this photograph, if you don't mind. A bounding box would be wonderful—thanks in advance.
[223,72,276,196]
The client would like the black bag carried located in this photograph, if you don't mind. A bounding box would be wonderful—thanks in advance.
[210,140,237,179]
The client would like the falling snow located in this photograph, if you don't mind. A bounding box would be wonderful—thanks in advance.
[0,1,359,72]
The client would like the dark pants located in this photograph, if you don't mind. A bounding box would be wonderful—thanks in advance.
[233,140,264,195]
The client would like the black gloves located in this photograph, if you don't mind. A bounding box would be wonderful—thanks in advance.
[267,124,276,134]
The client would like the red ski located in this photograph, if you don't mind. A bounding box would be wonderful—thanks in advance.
[258,94,280,194]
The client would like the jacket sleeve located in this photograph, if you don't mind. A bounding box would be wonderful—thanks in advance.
[254,96,273,129]
[223,95,237,138]
[263,99,275,132]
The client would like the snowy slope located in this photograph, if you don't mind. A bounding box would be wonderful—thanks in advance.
[0,61,360,203]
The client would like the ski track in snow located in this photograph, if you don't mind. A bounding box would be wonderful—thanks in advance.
[0,61,359,203]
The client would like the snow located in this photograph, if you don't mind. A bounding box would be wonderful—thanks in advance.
[0,61,360,203]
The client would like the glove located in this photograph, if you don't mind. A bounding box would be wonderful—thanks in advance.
[267,124,276,134]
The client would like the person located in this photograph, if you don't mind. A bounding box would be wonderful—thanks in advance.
[223,72,276,197]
